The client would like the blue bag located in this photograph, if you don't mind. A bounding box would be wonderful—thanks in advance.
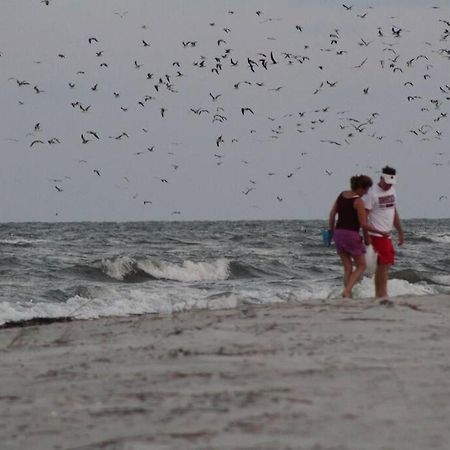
[322,229,332,246]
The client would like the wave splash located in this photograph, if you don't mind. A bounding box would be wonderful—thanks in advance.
[0,275,442,327]
[96,256,231,282]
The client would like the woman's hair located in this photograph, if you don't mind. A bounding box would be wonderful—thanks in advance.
[350,174,373,191]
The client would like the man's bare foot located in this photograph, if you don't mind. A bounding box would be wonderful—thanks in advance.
[379,298,394,307]
[342,290,352,298]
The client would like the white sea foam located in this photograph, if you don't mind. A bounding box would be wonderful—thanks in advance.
[352,276,437,298]
[431,274,450,286]
[138,258,230,282]
[302,276,438,300]
[0,238,48,245]
[97,256,136,280]
[96,256,231,282]
[0,277,440,326]
[428,234,450,244]
[0,290,172,325]
[0,284,236,325]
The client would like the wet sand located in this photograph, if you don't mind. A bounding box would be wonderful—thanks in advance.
[1,294,450,450]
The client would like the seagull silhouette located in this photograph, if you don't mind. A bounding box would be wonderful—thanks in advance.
[209,93,221,101]
[30,140,44,147]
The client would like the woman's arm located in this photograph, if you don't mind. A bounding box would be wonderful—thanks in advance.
[328,200,337,231]
[355,199,390,236]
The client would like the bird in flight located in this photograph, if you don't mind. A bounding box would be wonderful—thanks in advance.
[30,140,44,147]
[86,131,99,140]
[353,57,368,69]
[210,93,222,101]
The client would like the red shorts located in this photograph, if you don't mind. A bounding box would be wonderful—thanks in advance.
[371,236,395,265]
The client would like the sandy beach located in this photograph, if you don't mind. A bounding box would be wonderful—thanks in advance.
[1,294,450,450]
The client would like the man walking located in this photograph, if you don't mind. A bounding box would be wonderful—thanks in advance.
[363,166,404,298]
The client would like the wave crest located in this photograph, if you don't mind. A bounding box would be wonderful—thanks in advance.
[95,256,231,282]
[95,256,155,282]
[138,258,230,282]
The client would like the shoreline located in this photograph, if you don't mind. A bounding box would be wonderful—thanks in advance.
[2,294,450,449]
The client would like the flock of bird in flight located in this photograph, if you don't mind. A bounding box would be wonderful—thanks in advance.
[3,2,450,216]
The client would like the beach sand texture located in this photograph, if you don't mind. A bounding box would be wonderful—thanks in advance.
[1,295,450,450]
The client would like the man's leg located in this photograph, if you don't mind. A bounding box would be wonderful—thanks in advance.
[375,264,390,298]
[371,236,395,298]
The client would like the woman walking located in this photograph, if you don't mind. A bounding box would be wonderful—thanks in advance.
[328,175,389,298]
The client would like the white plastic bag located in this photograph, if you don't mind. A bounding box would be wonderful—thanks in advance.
[364,244,377,277]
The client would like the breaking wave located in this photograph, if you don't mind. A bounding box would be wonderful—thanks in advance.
[92,256,231,282]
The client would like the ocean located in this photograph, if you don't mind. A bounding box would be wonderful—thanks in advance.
[1,219,449,325]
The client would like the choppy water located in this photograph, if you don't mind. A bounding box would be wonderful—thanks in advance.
[1,219,449,324]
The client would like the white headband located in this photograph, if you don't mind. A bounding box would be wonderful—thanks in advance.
[382,173,396,184]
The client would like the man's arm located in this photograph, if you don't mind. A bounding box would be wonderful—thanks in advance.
[393,208,404,245]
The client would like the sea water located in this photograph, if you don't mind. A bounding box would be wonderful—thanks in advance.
[0,219,449,324]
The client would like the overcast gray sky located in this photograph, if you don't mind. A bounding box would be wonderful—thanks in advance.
[1,0,449,221]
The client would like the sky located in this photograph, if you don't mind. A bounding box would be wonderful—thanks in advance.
[1,0,449,221]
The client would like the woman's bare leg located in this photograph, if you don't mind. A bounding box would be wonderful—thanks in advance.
[344,254,366,298]
[339,252,353,297]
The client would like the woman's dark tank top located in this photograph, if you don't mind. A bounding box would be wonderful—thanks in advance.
[335,193,360,231]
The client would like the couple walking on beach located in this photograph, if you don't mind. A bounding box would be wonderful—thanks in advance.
[328,166,404,299]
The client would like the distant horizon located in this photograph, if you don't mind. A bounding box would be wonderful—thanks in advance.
[1,216,448,225]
